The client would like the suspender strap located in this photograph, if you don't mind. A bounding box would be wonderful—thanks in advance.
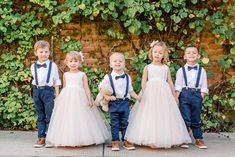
[108,74,116,96]
[195,65,202,89]
[124,74,129,98]
[34,63,39,86]
[182,66,188,88]
[46,61,52,84]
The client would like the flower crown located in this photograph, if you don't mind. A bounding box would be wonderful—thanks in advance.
[150,40,159,48]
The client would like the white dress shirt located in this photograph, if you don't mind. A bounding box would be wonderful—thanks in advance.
[98,71,134,99]
[175,63,208,93]
[30,60,61,87]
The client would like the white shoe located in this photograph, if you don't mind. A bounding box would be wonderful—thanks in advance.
[45,142,54,148]
[180,143,189,149]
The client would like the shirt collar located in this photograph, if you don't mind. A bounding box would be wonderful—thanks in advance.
[111,70,125,77]
[185,63,199,67]
[37,59,49,65]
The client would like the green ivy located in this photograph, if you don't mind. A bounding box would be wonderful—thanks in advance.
[0,0,234,131]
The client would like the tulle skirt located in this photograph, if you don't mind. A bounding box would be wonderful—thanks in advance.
[46,86,110,147]
[125,79,191,148]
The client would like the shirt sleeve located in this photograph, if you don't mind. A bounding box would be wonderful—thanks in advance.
[175,68,183,92]
[200,68,209,94]
[98,74,109,89]
[53,63,61,86]
[30,64,34,78]
[128,74,134,93]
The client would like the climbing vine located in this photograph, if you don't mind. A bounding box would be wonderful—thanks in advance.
[0,0,234,131]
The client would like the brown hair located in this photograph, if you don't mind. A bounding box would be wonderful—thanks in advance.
[65,51,83,62]
[185,44,199,54]
[34,40,50,54]
[149,41,169,63]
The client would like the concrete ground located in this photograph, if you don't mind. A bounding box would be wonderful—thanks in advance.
[0,131,234,157]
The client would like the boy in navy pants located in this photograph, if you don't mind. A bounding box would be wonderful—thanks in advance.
[99,52,140,151]
[175,45,208,149]
[30,40,61,148]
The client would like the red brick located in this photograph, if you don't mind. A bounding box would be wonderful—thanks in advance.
[62,23,81,30]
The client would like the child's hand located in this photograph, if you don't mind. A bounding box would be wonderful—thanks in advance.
[175,96,179,106]
[88,100,93,108]
[201,92,205,98]
[104,95,116,101]
[136,96,141,103]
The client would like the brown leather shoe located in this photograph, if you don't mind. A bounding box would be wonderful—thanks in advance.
[123,140,135,150]
[111,141,120,151]
[195,139,207,149]
[34,137,45,148]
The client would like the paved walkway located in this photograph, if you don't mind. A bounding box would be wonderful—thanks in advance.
[0,131,234,157]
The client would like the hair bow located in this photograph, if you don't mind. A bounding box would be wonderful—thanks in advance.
[150,40,159,48]
[78,51,84,62]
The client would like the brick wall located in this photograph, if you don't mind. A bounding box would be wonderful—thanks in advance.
[28,21,234,87]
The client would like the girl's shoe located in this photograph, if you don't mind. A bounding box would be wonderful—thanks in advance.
[180,143,189,149]
[123,141,135,150]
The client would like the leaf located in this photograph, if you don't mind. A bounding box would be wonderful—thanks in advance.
[108,2,115,11]
[191,0,198,4]
[230,46,235,55]
[128,25,136,34]
[170,14,181,23]
[77,3,86,10]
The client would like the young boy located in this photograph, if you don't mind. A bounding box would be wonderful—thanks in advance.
[175,45,208,149]
[99,52,141,151]
[30,40,61,148]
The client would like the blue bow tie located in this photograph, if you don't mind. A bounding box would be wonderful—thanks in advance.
[188,66,197,71]
[115,74,126,80]
[36,63,47,69]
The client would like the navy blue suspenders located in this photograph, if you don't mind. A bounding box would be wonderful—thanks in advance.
[34,61,52,86]
[108,73,129,98]
[182,65,202,90]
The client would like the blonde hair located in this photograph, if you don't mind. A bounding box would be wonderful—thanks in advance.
[109,52,125,62]
[65,51,84,62]
[34,40,50,54]
[149,41,169,63]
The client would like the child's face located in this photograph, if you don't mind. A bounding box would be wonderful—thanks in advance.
[184,47,200,63]
[152,45,165,63]
[110,54,125,72]
[35,47,50,63]
[66,57,80,71]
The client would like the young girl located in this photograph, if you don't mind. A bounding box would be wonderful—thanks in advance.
[46,51,109,147]
[125,41,191,148]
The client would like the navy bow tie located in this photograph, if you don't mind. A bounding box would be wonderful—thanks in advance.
[188,66,197,71]
[115,74,126,80]
[36,63,47,69]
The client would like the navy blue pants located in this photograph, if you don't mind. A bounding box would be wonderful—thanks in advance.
[179,88,203,139]
[33,86,54,138]
[109,99,130,141]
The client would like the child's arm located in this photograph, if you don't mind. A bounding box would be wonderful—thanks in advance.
[200,68,209,97]
[54,86,59,97]
[175,91,180,105]
[53,63,61,97]
[98,74,116,101]
[141,66,148,94]
[130,91,141,102]
[62,74,66,88]
[83,73,93,108]
[167,67,176,97]
[100,90,116,101]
